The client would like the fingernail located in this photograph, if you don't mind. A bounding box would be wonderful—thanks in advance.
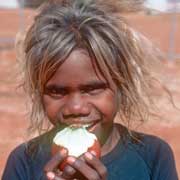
[67,156,76,164]
[85,152,93,160]
[46,171,55,180]
[60,148,68,155]
[90,150,97,156]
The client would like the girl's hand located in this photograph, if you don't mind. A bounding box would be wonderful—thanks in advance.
[63,151,107,180]
[44,150,107,180]
[44,148,69,180]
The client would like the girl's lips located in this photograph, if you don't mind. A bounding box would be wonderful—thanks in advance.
[67,120,100,132]
[86,120,100,132]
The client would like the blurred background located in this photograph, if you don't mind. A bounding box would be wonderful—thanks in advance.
[0,0,180,178]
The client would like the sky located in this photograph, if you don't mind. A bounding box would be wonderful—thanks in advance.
[0,0,180,11]
[145,0,168,11]
[0,0,18,8]
[145,0,180,11]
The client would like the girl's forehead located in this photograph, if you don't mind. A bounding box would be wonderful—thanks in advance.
[53,49,104,79]
[47,49,117,90]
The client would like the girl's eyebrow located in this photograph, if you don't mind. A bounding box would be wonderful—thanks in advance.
[45,81,108,90]
[44,84,68,90]
[79,81,108,89]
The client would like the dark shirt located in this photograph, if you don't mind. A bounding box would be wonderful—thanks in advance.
[2,125,179,180]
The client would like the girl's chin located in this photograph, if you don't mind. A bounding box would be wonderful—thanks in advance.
[91,123,114,147]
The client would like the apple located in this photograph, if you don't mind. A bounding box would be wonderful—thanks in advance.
[51,127,101,170]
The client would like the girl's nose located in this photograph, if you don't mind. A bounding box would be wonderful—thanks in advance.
[62,92,90,117]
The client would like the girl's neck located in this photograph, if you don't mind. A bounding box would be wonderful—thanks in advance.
[101,124,121,156]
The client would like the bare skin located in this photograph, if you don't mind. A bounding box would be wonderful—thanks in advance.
[44,124,121,179]
[43,49,120,179]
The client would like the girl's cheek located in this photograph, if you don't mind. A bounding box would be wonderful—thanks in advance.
[90,92,118,120]
[42,96,61,118]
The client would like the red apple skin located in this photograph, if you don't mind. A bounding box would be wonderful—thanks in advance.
[87,139,101,158]
[51,139,101,171]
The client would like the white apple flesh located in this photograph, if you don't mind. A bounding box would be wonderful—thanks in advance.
[51,127,101,170]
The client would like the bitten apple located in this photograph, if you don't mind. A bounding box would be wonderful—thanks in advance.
[51,127,101,170]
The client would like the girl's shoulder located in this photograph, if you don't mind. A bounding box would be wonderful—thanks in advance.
[115,123,173,155]
[129,130,173,156]
[126,129,178,178]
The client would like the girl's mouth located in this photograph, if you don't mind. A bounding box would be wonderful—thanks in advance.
[84,120,100,132]
[69,120,100,132]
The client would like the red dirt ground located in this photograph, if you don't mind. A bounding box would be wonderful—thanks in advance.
[0,9,180,178]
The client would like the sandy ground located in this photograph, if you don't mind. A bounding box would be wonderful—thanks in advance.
[0,9,180,178]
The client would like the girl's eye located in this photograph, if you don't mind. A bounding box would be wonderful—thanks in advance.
[82,86,106,95]
[44,88,67,99]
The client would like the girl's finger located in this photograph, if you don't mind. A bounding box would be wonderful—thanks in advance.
[61,154,87,179]
[84,152,107,179]
[44,148,68,172]
[66,156,101,180]
[46,171,55,180]
[61,165,76,179]
[46,171,65,180]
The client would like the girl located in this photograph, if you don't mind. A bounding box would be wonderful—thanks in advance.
[2,0,178,179]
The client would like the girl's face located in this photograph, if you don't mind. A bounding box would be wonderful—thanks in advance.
[43,49,118,145]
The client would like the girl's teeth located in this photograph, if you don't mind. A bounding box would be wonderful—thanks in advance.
[70,123,93,128]
[83,123,93,128]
